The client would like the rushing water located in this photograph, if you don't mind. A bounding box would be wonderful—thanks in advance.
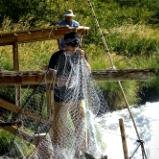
[96,101,159,159]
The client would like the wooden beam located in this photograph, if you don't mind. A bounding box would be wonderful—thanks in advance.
[13,42,21,107]
[92,68,158,81]
[119,118,129,159]
[0,70,55,85]
[0,98,47,123]
[13,42,19,70]
[2,126,45,145]
[0,26,89,46]
[0,121,22,127]
[0,68,157,86]
[3,126,33,142]
[46,89,54,120]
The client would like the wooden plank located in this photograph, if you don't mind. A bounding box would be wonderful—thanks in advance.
[0,121,22,127]
[3,126,33,142]
[92,68,158,81]
[0,68,157,86]
[0,98,47,123]
[13,42,19,70]
[2,126,45,145]
[0,70,56,85]
[13,42,21,107]
[46,89,54,120]
[0,26,89,46]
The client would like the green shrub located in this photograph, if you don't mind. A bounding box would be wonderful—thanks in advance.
[0,130,14,155]
[98,80,139,110]
[107,32,159,56]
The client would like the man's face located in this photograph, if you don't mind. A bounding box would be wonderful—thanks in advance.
[65,45,78,54]
[65,16,73,22]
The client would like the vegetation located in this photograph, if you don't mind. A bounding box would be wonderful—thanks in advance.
[0,0,159,109]
[1,0,159,156]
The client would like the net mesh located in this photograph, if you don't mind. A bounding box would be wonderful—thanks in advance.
[0,50,109,159]
[47,50,108,158]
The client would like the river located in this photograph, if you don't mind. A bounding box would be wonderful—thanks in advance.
[96,101,159,159]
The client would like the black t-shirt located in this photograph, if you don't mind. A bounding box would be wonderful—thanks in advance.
[48,50,84,102]
[48,50,63,70]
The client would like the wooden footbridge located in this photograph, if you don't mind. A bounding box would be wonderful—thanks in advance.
[0,26,158,158]
[0,26,158,135]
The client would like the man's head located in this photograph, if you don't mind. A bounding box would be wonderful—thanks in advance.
[63,9,75,22]
[64,32,80,52]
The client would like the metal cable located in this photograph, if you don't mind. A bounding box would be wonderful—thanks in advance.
[87,0,147,158]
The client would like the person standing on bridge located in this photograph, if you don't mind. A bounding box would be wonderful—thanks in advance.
[57,9,80,50]
[48,31,91,158]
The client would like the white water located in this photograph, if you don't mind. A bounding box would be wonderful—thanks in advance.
[96,101,159,159]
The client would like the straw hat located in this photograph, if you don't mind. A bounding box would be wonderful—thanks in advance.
[63,9,75,17]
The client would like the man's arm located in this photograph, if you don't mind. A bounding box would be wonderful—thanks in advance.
[77,49,91,71]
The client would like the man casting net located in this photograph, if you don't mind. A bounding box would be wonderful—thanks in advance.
[48,32,108,159]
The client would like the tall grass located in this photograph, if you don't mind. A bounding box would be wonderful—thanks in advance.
[0,1,159,156]
[1,19,159,108]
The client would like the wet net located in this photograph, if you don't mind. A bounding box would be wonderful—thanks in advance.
[47,50,108,159]
[0,50,108,159]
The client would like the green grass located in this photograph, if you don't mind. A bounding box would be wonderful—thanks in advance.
[1,20,159,109]
[0,0,159,109]
[0,129,35,156]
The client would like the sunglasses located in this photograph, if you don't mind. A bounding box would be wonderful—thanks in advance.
[65,40,80,47]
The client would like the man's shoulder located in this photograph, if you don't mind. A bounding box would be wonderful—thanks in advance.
[58,20,79,27]
[72,20,79,24]
[58,20,67,26]
[72,20,79,26]
[49,50,64,69]
[51,50,63,58]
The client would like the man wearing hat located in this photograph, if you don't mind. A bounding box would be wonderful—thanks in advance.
[57,9,80,50]
[48,32,90,158]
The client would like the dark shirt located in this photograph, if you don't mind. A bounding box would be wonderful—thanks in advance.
[48,50,63,70]
[49,50,84,102]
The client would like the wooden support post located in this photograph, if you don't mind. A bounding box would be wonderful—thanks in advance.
[119,118,129,159]
[13,42,21,106]
[46,85,54,120]
[13,42,19,70]
[0,98,47,123]
[46,69,56,120]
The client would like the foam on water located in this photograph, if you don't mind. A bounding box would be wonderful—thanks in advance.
[96,101,159,159]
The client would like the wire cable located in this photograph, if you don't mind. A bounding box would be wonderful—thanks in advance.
[87,0,147,158]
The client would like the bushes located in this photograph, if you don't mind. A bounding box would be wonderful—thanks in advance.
[0,1,159,109]
[97,80,139,110]
[110,33,159,56]
[0,130,14,155]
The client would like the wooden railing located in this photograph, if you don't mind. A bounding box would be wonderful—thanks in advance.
[0,68,157,86]
[0,26,89,46]
[0,26,89,106]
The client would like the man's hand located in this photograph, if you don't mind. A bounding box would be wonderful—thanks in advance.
[77,48,85,58]
[80,49,85,58]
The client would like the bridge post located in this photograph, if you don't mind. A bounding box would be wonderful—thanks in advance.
[47,88,54,120]
[119,118,129,159]
[13,42,21,106]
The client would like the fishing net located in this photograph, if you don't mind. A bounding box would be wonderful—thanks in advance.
[0,77,53,158]
[47,50,108,159]
[0,50,108,159]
